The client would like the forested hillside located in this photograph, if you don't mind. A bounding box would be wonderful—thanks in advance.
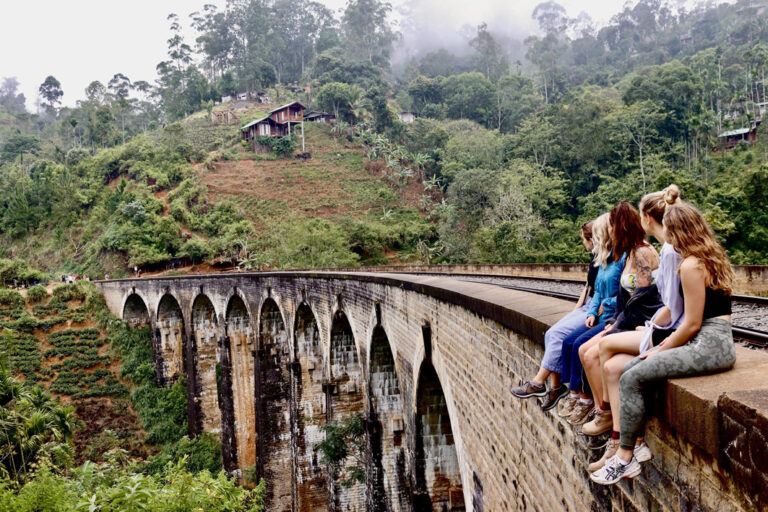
[2,0,768,275]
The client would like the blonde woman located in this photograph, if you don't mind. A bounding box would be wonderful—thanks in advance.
[558,213,625,423]
[591,193,736,485]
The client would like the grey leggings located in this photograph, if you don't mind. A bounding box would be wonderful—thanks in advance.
[619,318,736,450]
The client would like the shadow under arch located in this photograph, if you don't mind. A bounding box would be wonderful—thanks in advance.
[191,294,221,435]
[224,294,255,471]
[256,297,293,510]
[413,361,463,511]
[328,309,365,510]
[293,302,329,511]
[122,293,150,327]
[367,325,410,511]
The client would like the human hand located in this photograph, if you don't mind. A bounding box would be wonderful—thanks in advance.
[586,316,596,328]
[604,323,612,331]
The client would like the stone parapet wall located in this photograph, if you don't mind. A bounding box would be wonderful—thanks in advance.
[321,264,768,296]
[97,272,768,511]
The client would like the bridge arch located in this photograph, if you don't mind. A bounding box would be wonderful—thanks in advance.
[155,293,185,385]
[122,293,150,327]
[294,302,329,511]
[328,308,365,509]
[224,294,256,470]
[368,324,409,511]
[257,297,293,509]
[413,360,464,511]
[191,293,222,434]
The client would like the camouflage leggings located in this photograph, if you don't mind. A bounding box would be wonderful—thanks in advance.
[619,318,736,450]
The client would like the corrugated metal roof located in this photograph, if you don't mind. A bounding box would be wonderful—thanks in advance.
[269,101,306,113]
[718,127,753,138]
[241,115,270,131]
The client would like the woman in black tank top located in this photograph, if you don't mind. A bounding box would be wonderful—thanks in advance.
[591,196,736,486]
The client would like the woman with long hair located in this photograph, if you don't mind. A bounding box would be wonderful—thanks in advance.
[580,187,680,470]
[591,195,736,485]
[512,221,598,410]
[557,212,625,424]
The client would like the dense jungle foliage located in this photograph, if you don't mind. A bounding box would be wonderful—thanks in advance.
[2,0,768,275]
[0,280,264,509]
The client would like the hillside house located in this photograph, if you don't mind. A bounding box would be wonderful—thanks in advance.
[718,121,761,149]
[241,101,306,144]
[305,110,335,124]
[398,111,417,124]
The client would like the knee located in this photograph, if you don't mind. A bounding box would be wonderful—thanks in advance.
[581,345,597,367]
[604,359,622,380]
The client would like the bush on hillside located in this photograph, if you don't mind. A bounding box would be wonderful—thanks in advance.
[26,285,48,303]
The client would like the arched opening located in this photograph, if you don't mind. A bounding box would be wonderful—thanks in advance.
[257,298,292,509]
[329,310,364,510]
[123,293,150,327]
[192,294,221,433]
[294,303,328,511]
[226,295,255,470]
[413,363,463,511]
[368,326,409,511]
[156,294,185,385]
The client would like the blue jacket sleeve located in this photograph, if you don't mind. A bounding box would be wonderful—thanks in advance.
[588,290,601,317]
[601,296,618,319]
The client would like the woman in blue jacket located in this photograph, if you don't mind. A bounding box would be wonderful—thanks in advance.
[559,211,626,425]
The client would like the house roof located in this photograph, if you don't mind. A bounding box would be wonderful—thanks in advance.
[718,127,753,138]
[269,101,306,113]
[241,116,272,131]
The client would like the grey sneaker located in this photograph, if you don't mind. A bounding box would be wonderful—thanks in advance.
[511,380,547,399]
[567,401,595,425]
[590,455,642,485]
[634,441,652,463]
[541,384,569,411]
[588,438,618,472]
[557,395,578,417]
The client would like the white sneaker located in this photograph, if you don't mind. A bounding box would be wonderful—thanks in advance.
[634,441,652,463]
[589,455,641,485]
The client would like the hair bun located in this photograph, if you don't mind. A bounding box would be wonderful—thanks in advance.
[664,184,680,205]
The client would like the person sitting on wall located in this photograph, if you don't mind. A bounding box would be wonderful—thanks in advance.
[590,194,736,485]
[580,188,681,471]
[511,220,599,410]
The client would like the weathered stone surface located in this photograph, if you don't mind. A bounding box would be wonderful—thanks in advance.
[97,271,768,512]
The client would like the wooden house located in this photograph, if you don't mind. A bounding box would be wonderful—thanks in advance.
[304,110,335,124]
[718,121,761,149]
[241,101,306,144]
[398,111,417,124]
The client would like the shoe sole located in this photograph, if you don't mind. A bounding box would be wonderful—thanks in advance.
[635,452,652,463]
[512,389,548,399]
[568,412,593,425]
[582,423,612,436]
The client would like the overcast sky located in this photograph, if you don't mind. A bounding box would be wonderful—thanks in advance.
[1,0,627,110]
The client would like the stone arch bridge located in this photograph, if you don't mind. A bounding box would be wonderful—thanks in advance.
[96,271,768,512]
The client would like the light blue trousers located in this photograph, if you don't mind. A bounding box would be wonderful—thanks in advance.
[541,304,590,374]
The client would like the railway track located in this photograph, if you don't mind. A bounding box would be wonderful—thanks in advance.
[385,271,768,348]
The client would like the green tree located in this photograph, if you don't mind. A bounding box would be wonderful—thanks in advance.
[38,76,63,114]
[341,0,397,66]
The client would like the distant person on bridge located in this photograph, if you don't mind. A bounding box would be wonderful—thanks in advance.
[591,192,736,485]
[511,220,600,410]
[581,187,680,472]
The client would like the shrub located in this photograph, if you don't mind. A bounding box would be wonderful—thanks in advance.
[26,285,48,304]
[0,289,25,308]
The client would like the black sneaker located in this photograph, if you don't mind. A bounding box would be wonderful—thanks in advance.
[585,431,611,450]
[540,384,569,411]
[511,380,547,398]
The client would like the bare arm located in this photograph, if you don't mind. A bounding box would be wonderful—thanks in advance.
[575,283,589,309]
[634,245,659,288]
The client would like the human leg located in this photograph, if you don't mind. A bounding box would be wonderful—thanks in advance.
[541,307,589,377]
[603,353,635,432]
[619,319,736,452]
[579,333,605,406]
